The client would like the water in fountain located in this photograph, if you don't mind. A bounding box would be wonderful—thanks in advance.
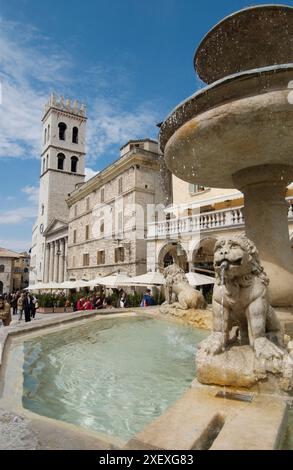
[220,260,228,353]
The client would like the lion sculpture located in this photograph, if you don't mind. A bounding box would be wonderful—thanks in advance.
[199,234,285,362]
[163,264,206,310]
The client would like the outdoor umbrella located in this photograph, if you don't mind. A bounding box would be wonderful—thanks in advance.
[186,272,215,287]
[59,280,90,289]
[120,271,165,286]
[97,272,132,288]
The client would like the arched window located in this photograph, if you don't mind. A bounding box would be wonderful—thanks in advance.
[48,124,50,140]
[43,158,45,173]
[71,156,78,173]
[57,153,65,170]
[46,154,49,170]
[58,122,67,140]
[0,265,4,273]
[44,128,47,144]
[72,127,78,144]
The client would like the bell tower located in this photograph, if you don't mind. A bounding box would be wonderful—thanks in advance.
[30,94,87,283]
[39,93,86,227]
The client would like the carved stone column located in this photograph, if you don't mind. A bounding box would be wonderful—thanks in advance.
[53,241,59,283]
[58,238,65,283]
[64,237,68,281]
[49,242,54,282]
[44,243,50,283]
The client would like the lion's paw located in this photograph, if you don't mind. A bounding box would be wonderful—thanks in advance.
[198,332,225,355]
[254,337,285,361]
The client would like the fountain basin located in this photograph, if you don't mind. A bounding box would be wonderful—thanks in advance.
[0,312,207,444]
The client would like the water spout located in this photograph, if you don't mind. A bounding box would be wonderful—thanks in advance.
[220,260,228,352]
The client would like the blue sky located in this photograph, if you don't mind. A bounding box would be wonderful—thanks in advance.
[0,0,283,251]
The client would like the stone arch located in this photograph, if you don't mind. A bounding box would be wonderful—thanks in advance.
[58,122,67,140]
[72,127,78,144]
[191,236,217,273]
[71,156,78,173]
[57,153,65,170]
[158,241,188,272]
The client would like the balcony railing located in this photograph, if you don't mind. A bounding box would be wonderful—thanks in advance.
[148,198,293,239]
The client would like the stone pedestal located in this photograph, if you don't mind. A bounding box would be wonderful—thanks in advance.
[233,164,293,308]
[196,344,293,393]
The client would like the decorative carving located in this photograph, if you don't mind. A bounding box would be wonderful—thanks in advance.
[196,235,293,391]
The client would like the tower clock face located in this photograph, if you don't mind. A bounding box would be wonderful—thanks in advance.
[40,223,44,234]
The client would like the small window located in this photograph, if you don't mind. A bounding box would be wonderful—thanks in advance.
[73,230,77,243]
[46,154,49,169]
[41,204,44,215]
[118,211,123,233]
[0,265,4,273]
[58,122,67,140]
[48,124,50,140]
[85,224,89,240]
[100,219,104,234]
[43,158,45,173]
[86,197,90,211]
[72,127,78,144]
[71,156,78,173]
[115,247,125,263]
[97,251,105,265]
[44,128,47,144]
[57,153,65,170]
[118,177,123,195]
[83,253,89,266]
[101,188,105,203]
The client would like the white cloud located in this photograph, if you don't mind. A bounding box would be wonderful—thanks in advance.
[22,185,39,204]
[0,206,37,225]
[0,238,31,252]
[87,97,159,161]
[0,19,161,163]
[85,167,99,181]
[0,20,70,159]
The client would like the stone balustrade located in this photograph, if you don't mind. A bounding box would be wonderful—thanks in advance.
[148,198,293,239]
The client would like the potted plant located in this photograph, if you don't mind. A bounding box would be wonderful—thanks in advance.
[37,294,54,314]
[54,296,66,313]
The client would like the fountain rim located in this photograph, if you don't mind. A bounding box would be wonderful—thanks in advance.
[194,4,293,84]
[159,63,293,153]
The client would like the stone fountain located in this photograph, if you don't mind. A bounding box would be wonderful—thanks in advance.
[133,5,293,449]
[160,3,293,388]
[160,4,293,309]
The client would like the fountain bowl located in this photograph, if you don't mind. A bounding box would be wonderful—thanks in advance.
[195,4,293,84]
[160,66,293,188]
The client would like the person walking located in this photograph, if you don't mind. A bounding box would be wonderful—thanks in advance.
[23,294,31,322]
[30,295,37,319]
[0,296,11,326]
[17,294,24,321]
[140,288,156,307]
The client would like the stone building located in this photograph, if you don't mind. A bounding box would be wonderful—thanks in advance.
[30,94,86,284]
[147,176,293,274]
[0,248,20,294]
[12,252,30,291]
[66,139,167,280]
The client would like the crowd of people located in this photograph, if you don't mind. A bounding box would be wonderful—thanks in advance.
[0,287,156,328]
[0,292,37,326]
